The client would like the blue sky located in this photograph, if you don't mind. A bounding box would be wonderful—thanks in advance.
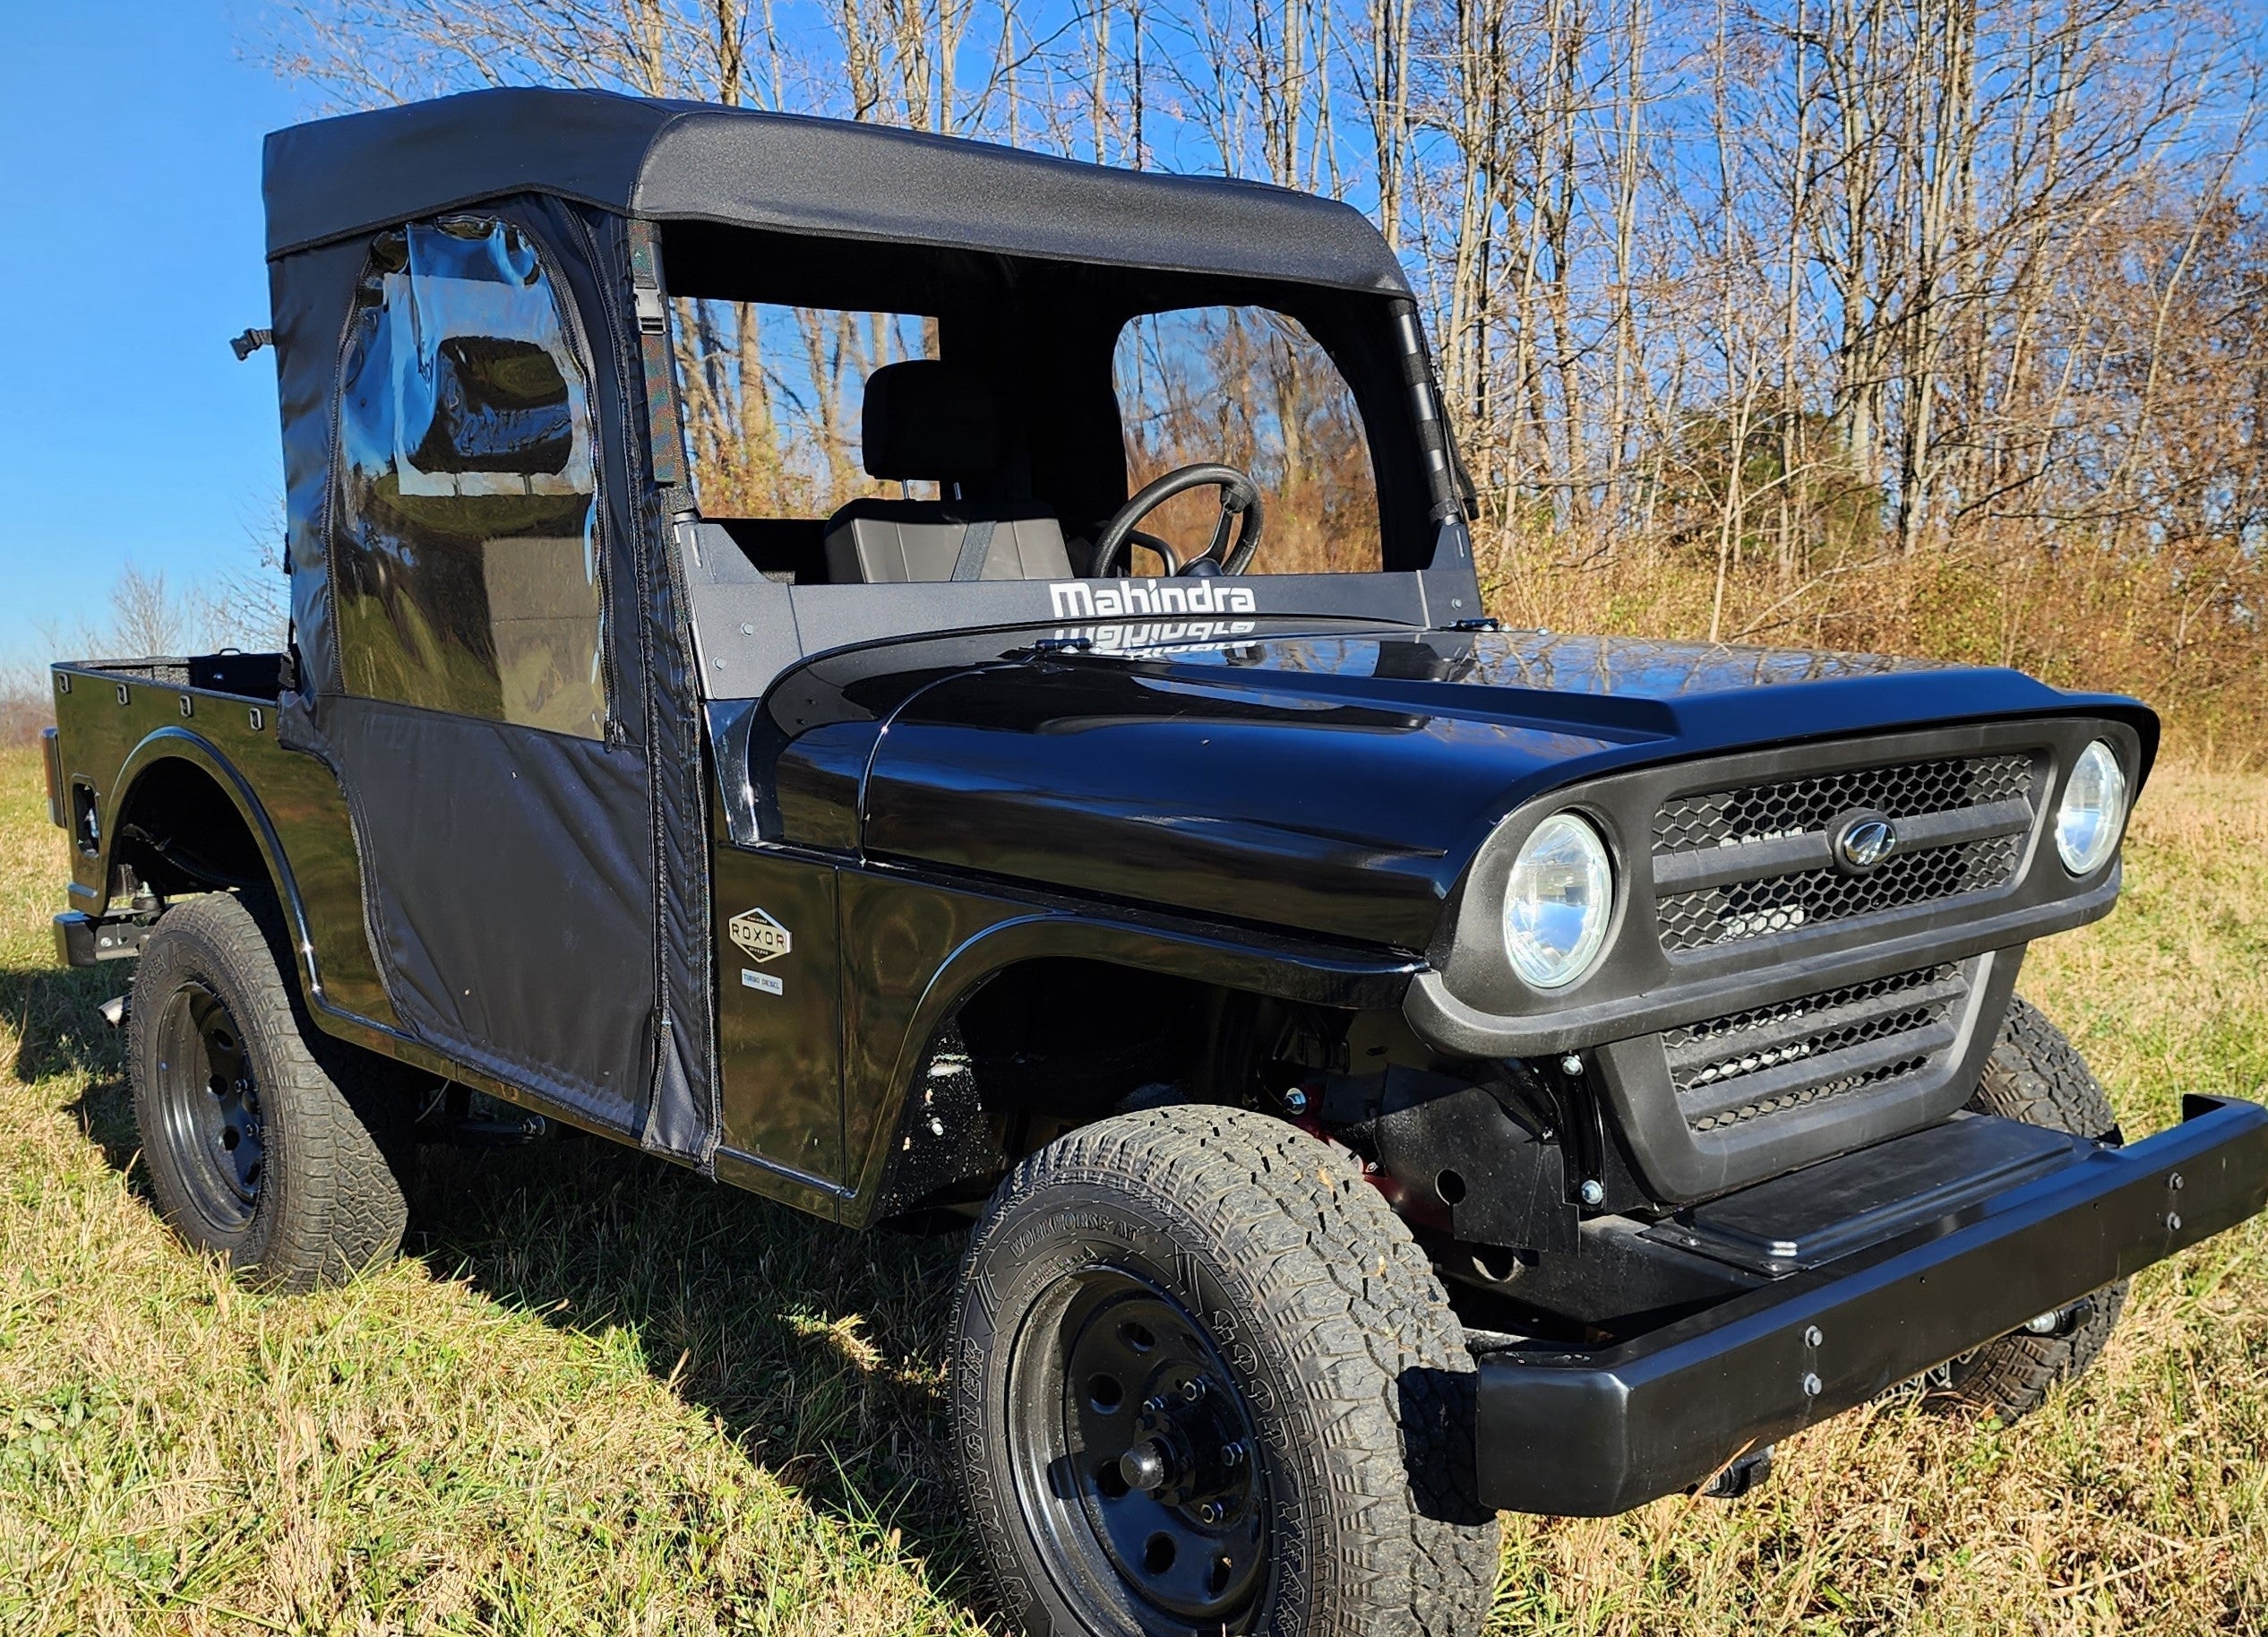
[0,4,304,669]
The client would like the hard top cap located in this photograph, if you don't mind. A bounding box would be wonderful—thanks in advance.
[262,87,1412,296]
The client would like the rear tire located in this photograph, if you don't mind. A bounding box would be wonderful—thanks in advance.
[949,1105,1499,1637]
[1937,995,2127,1421]
[129,891,409,1291]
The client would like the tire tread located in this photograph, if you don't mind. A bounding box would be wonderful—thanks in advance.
[955,1107,1498,1636]
[130,892,407,1290]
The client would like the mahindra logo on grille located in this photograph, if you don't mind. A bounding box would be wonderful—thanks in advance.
[1833,814,1898,873]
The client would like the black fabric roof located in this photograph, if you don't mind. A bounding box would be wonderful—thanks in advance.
[262,88,1411,294]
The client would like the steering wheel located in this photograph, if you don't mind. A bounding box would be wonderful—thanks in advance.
[1088,463,1266,578]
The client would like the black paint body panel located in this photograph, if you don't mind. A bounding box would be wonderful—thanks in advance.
[710,835,846,1187]
[844,625,2152,953]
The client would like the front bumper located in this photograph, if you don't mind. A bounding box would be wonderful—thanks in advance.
[1474,1094,2268,1515]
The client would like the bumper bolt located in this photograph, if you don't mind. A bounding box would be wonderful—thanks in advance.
[1800,1372,1823,1398]
[1283,1088,1309,1115]
[1803,1325,1824,1348]
[2167,1212,2183,1233]
[2168,1172,2185,1191]
[1578,1179,1605,1207]
[1559,1054,1584,1076]
[2024,1311,2061,1335]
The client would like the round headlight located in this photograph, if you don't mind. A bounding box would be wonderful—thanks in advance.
[2055,740,2128,875]
[1502,813,1614,989]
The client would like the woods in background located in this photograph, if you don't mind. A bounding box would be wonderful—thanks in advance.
[279,0,2264,745]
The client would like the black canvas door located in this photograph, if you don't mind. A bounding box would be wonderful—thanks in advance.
[316,213,659,1131]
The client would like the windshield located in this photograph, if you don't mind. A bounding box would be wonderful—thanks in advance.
[1113,306,1382,576]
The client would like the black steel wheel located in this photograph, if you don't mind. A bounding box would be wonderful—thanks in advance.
[1933,995,2129,1421]
[1009,1270,1271,1628]
[149,978,267,1235]
[951,1106,1499,1637]
[130,892,409,1291]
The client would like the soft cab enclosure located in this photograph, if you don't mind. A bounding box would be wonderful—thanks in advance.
[252,86,1482,1171]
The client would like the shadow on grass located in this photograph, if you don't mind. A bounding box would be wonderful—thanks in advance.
[404,1137,976,1587]
[2,960,981,1607]
[2,957,141,1170]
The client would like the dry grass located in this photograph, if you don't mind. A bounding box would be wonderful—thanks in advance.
[0,745,2264,1633]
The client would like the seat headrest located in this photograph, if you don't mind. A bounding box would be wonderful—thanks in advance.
[862,359,998,481]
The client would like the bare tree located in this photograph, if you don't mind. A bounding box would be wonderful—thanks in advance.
[267,0,2268,739]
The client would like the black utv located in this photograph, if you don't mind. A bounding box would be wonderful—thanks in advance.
[40,87,2268,1637]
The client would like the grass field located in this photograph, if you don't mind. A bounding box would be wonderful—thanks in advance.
[1,745,2264,1635]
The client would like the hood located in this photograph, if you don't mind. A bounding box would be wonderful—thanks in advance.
[830,623,2154,951]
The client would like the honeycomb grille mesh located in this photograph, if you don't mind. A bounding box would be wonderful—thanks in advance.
[1668,964,1953,1090]
[1654,753,2033,855]
[1685,1058,1931,1132]
[1668,964,1963,1132]
[1651,750,2035,952]
[1657,833,2023,951]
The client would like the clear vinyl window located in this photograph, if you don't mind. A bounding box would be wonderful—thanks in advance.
[331,218,607,738]
[1113,306,1382,575]
[670,299,936,517]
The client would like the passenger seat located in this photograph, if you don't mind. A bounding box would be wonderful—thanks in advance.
[822,360,1073,584]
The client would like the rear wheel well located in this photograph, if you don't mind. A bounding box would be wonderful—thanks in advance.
[110,759,271,902]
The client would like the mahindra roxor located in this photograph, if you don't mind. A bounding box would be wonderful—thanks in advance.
[41,87,2268,1637]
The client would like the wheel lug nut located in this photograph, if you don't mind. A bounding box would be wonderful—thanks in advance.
[1144,1395,1169,1415]
[1196,1500,1224,1524]
[1179,1377,1206,1402]
[1222,1440,1245,1466]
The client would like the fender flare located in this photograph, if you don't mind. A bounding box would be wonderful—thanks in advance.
[103,728,328,1007]
[843,903,1422,1219]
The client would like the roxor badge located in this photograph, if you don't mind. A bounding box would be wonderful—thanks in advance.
[729,907,792,963]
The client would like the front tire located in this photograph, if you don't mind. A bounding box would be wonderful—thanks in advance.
[129,892,409,1291]
[1937,995,2128,1421]
[949,1106,1499,1637]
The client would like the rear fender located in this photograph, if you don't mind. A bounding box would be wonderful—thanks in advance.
[104,729,322,1003]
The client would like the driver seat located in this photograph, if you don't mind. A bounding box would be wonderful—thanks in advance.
[823,361,1073,585]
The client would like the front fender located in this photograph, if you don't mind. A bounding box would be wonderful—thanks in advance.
[835,866,1421,1226]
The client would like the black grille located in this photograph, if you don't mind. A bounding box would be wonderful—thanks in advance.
[1683,1058,1932,1132]
[1654,754,2032,854]
[1658,833,2023,951]
[1666,964,1964,1133]
[1650,750,2036,952]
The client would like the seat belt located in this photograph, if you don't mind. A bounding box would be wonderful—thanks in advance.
[949,518,999,581]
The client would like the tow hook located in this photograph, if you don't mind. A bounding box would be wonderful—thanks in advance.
[1699,1444,1774,1500]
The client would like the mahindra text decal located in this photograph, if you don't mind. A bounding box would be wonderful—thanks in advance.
[1047,579,1259,619]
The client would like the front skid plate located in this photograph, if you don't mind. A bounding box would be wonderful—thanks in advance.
[1475,1094,2268,1515]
